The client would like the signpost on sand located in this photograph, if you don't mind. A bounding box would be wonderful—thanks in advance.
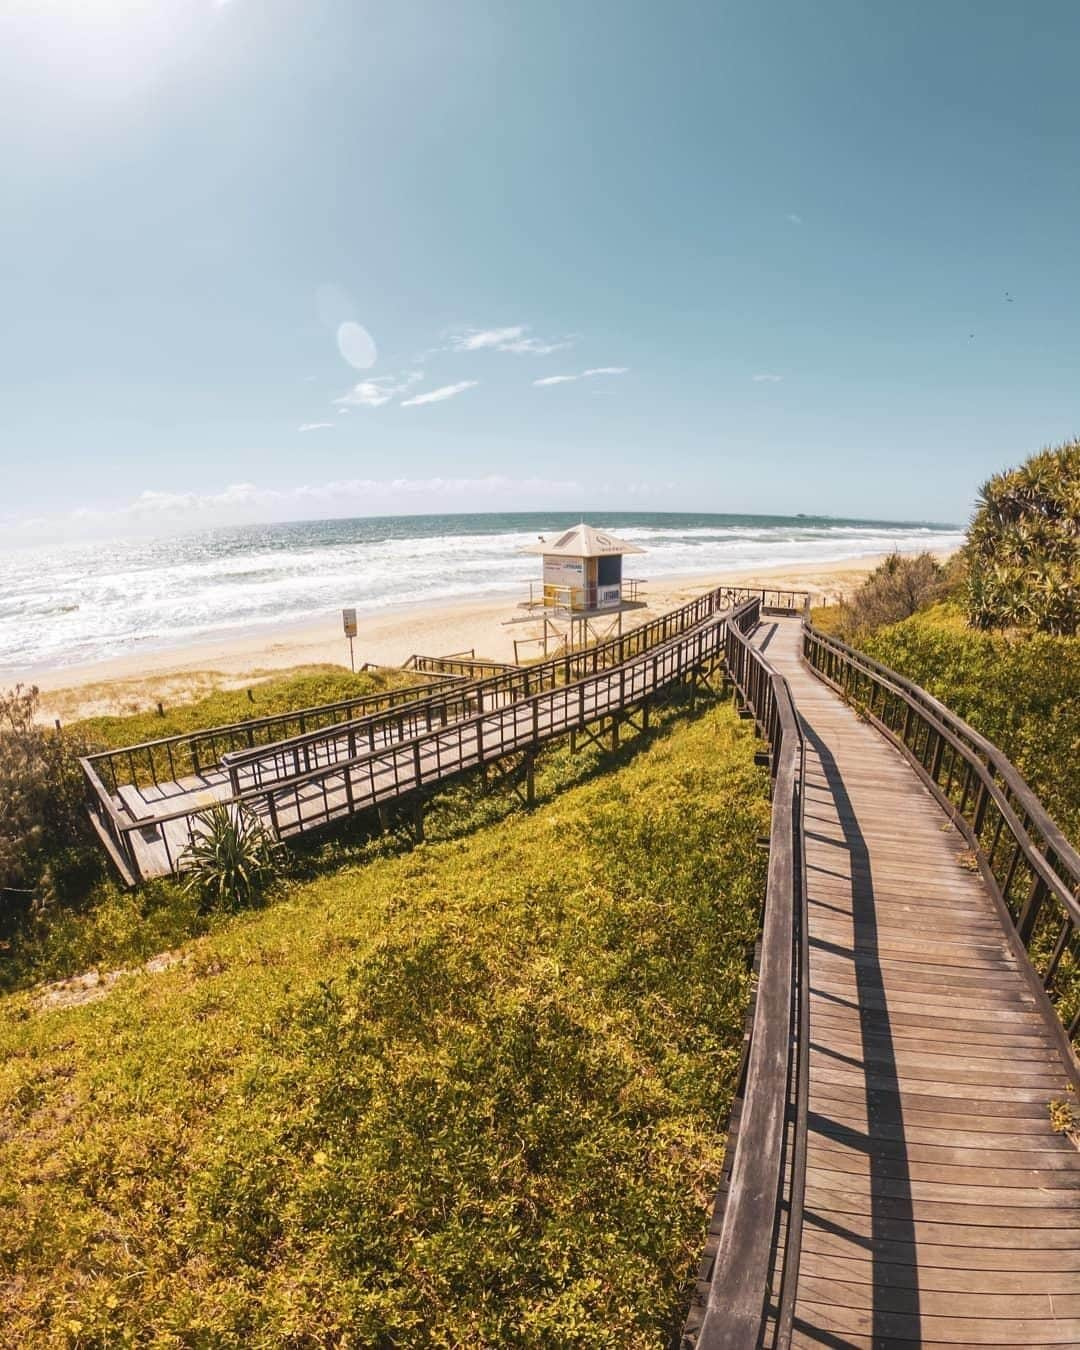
[342,607,357,672]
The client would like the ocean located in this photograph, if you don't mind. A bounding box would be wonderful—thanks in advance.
[0,511,964,676]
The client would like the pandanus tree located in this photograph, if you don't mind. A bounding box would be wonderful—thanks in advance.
[966,440,1080,635]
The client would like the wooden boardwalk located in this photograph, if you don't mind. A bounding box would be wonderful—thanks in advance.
[105,610,730,879]
[754,617,1080,1347]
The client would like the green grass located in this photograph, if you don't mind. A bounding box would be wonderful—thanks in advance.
[75,664,421,753]
[0,699,766,1346]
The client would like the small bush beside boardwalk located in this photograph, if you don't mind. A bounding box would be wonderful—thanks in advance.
[0,700,768,1347]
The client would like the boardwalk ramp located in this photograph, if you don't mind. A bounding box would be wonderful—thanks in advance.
[690,615,1080,1347]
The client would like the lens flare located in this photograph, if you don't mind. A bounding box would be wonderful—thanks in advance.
[337,322,377,370]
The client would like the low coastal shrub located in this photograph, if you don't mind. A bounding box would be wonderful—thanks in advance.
[181,804,284,911]
[0,685,93,910]
[831,550,956,640]
[0,699,767,1346]
[0,666,423,991]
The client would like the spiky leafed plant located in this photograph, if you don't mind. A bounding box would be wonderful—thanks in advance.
[966,440,1080,635]
[181,803,282,910]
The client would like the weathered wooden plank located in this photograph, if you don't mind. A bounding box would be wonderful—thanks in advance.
[806,1129,1078,1168]
[807,1053,1068,1092]
[808,1143,1080,1189]
[809,1025,1061,1059]
[808,1003,1052,1038]
[799,1230,1080,1272]
[806,1163,1080,1209]
[799,1271,1080,1318]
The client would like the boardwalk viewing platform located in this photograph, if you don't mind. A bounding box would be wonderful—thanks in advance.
[79,585,1080,1345]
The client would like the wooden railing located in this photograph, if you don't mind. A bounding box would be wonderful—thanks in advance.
[80,677,453,796]
[157,588,750,801]
[728,587,810,614]
[689,599,809,1347]
[405,652,520,678]
[522,578,648,613]
[220,590,818,796]
[88,601,739,880]
[803,622,1080,1048]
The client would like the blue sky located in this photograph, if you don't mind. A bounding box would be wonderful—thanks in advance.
[2,0,1077,536]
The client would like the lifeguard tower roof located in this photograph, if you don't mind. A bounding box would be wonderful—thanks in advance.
[520,523,645,557]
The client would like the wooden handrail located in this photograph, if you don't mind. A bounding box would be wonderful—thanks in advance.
[108,602,737,857]
[217,591,811,789]
[79,676,457,789]
[802,621,1080,1046]
[693,600,809,1347]
[144,587,743,798]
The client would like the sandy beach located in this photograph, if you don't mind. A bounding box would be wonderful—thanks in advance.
[21,551,957,723]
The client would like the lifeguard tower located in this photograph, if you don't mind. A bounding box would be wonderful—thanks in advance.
[513,523,646,656]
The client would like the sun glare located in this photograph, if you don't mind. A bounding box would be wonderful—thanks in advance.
[10,0,219,91]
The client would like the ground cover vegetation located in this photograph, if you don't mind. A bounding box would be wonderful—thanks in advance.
[0,697,768,1346]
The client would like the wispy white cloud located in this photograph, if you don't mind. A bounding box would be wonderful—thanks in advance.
[333,371,423,408]
[752,372,783,383]
[450,324,573,356]
[498,336,572,355]
[533,366,629,387]
[334,380,397,408]
[451,325,526,352]
[401,380,479,407]
[786,213,803,225]
[298,422,333,432]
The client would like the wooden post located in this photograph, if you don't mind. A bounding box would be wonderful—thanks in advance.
[1017,857,1054,946]
[525,752,535,806]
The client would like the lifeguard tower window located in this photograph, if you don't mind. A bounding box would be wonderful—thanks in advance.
[597,554,622,586]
